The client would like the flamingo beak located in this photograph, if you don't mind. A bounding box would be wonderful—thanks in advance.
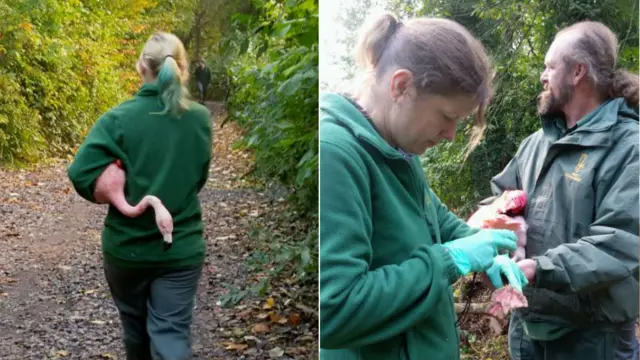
[163,233,173,251]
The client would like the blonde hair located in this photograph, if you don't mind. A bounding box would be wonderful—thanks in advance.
[136,32,191,117]
[557,21,639,106]
[355,13,494,157]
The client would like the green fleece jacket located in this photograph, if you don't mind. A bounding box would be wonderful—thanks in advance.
[67,83,212,268]
[490,97,639,338]
[320,92,479,360]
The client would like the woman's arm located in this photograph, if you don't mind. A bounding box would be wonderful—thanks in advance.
[67,112,125,203]
[428,188,480,243]
[320,141,460,349]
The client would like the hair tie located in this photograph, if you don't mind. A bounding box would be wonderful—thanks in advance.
[164,54,174,60]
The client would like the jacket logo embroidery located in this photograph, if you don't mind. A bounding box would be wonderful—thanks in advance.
[565,153,588,182]
[424,188,431,206]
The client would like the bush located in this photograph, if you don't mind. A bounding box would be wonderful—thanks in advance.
[0,0,182,165]
[226,0,319,217]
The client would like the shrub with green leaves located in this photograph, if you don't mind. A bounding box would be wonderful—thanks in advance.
[226,0,319,217]
[0,0,183,165]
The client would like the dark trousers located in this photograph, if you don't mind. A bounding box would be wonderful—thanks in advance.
[104,259,202,360]
[509,313,639,360]
[196,81,207,102]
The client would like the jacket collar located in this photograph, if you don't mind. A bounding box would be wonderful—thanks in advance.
[320,92,413,160]
[540,97,638,147]
[136,83,159,97]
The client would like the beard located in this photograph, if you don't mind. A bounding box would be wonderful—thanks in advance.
[537,79,574,116]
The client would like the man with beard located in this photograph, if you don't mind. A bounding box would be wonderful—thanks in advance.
[486,21,639,360]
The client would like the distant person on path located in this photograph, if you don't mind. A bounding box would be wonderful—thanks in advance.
[67,32,212,360]
[195,60,211,104]
[319,13,527,360]
[487,21,639,360]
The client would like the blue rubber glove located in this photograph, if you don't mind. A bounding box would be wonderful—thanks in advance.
[486,254,529,292]
[442,229,517,276]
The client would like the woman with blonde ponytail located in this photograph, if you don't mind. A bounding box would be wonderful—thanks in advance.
[68,32,212,359]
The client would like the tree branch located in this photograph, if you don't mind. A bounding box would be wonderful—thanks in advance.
[454,302,490,314]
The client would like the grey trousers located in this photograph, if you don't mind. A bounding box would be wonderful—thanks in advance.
[103,259,203,360]
[509,313,639,360]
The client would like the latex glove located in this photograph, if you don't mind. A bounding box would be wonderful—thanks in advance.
[486,254,529,292]
[442,229,517,275]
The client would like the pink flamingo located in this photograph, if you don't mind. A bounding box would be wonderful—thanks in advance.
[93,159,174,250]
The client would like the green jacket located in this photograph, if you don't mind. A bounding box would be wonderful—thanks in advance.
[67,83,213,268]
[490,98,639,334]
[319,92,479,360]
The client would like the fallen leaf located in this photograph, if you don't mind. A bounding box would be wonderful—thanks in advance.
[56,350,69,357]
[243,335,262,345]
[252,323,270,333]
[268,347,285,358]
[296,335,315,343]
[91,320,106,325]
[271,325,291,334]
[288,313,301,327]
[236,309,252,319]
[263,297,275,309]
[269,312,284,323]
[0,277,17,284]
[223,342,249,351]
[257,312,270,320]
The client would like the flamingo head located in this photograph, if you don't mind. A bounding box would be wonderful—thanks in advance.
[497,190,528,215]
[146,196,174,252]
[157,210,173,251]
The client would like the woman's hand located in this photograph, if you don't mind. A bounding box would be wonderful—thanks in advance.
[442,229,517,275]
[485,255,529,292]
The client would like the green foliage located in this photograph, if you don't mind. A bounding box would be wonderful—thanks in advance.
[0,0,183,165]
[246,219,318,286]
[225,0,319,217]
[197,0,320,302]
[218,217,318,308]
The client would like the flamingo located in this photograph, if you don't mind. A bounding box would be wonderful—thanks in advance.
[93,159,174,250]
[467,190,528,261]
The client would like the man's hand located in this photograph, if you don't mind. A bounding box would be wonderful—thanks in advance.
[517,259,536,283]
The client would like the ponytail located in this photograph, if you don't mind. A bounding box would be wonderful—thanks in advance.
[355,12,403,72]
[609,69,639,106]
[156,56,189,117]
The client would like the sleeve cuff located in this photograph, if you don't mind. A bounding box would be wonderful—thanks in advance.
[432,244,461,285]
[533,255,551,287]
